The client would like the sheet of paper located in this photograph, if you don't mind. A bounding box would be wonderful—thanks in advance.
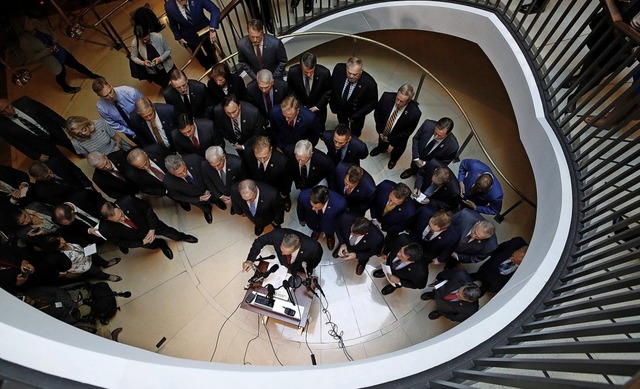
[83,244,97,256]
[413,192,427,202]
[381,261,401,287]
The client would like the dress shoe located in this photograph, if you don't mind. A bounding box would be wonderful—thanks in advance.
[518,2,545,14]
[381,284,397,295]
[230,207,235,215]
[161,245,174,260]
[387,160,397,170]
[213,199,227,210]
[182,234,198,244]
[311,231,321,241]
[204,212,213,224]
[179,202,191,212]
[106,258,121,268]
[428,310,442,320]
[107,274,122,282]
[119,247,129,255]
[110,327,123,342]
[64,86,81,94]
[332,246,341,258]
[326,234,336,250]
[372,269,385,278]
[369,147,382,157]
[421,291,435,301]
[283,196,292,212]
[254,225,265,236]
[355,263,365,276]
[400,168,416,179]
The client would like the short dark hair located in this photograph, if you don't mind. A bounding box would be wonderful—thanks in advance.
[300,52,317,68]
[28,162,50,180]
[100,202,118,219]
[309,185,329,204]
[248,19,263,32]
[176,113,194,130]
[134,24,149,38]
[169,68,187,82]
[436,117,454,133]
[223,94,239,108]
[345,165,364,184]
[210,63,230,79]
[402,243,423,262]
[42,235,64,253]
[334,124,351,137]
[350,217,371,235]
[461,283,481,302]
[391,182,411,201]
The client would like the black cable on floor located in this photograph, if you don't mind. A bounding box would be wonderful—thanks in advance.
[209,302,241,363]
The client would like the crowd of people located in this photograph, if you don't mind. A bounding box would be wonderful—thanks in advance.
[0,14,531,340]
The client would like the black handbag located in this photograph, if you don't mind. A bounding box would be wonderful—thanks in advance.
[129,39,150,81]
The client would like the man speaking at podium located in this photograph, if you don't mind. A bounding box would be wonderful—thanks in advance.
[242,228,322,274]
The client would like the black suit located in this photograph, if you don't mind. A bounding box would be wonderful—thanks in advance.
[473,237,528,295]
[322,131,368,166]
[433,268,479,322]
[370,180,416,236]
[242,149,292,196]
[247,79,288,118]
[0,165,32,207]
[287,148,334,190]
[32,169,104,216]
[202,153,242,200]
[329,63,378,137]
[163,80,211,119]
[373,92,422,162]
[163,154,212,214]
[125,144,171,196]
[333,162,376,216]
[415,159,461,212]
[411,119,459,164]
[55,203,103,246]
[287,63,332,128]
[231,181,284,229]
[410,207,461,264]
[207,73,249,108]
[91,151,140,200]
[335,213,384,265]
[98,195,185,249]
[384,234,429,289]
[452,209,499,263]
[212,101,266,150]
[171,118,222,157]
[246,227,323,271]
[236,34,288,80]
[129,103,178,150]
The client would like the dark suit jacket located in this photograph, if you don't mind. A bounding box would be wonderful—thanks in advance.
[475,236,527,294]
[433,268,479,322]
[237,34,288,80]
[98,195,161,248]
[171,118,222,157]
[91,152,140,199]
[124,144,171,196]
[335,213,384,264]
[374,92,422,146]
[287,63,332,125]
[457,159,504,215]
[329,63,378,123]
[163,80,211,119]
[231,181,284,227]
[333,162,375,216]
[207,73,249,107]
[130,103,178,150]
[288,149,334,190]
[410,207,461,263]
[269,105,321,151]
[213,101,266,147]
[242,148,292,195]
[0,165,32,207]
[452,209,499,263]
[297,189,347,234]
[415,159,461,212]
[0,96,73,159]
[370,180,416,234]
[163,154,208,204]
[322,131,368,166]
[31,172,104,216]
[384,234,429,289]
[165,0,220,47]
[202,153,242,199]
[411,119,459,164]
[247,79,288,118]
[246,227,323,271]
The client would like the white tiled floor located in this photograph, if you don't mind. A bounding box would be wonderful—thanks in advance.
[6,0,536,367]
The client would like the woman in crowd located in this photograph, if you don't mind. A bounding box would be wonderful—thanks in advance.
[65,116,133,157]
[43,236,121,282]
[130,24,175,88]
[207,62,249,107]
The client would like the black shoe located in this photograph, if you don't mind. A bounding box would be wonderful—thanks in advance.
[369,147,382,157]
[161,245,174,260]
[283,196,292,212]
[90,74,102,80]
[179,202,191,212]
[254,225,265,236]
[326,234,336,250]
[110,327,122,342]
[204,212,213,224]
[213,198,227,210]
[182,234,198,244]
[387,160,396,170]
[230,207,235,215]
[332,246,341,258]
[381,284,397,295]
[400,168,416,179]
[119,247,129,255]
[428,310,442,320]
[518,2,545,14]
[372,269,385,278]
[64,86,81,94]
[421,291,435,301]
[106,258,121,268]
[355,263,365,276]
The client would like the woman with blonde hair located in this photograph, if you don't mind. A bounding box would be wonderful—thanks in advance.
[65,116,132,156]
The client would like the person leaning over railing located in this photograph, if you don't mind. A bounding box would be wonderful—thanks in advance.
[131,24,176,89]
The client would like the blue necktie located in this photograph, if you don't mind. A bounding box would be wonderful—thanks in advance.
[185,174,197,187]
[249,201,257,216]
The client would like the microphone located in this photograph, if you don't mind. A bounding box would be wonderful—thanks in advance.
[266,284,275,304]
[301,261,312,277]
[257,254,276,260]
[249,264,280,284]
[282,279,296,306]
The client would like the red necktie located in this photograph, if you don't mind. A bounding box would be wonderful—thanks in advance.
[149,166,165,181]
[264,93,272,112]
[284,254,292,265]
[190,135,200,149]
[444,292,458,301]
[255,44,263,65]
[288,119,294,128]
[123,216,138,230]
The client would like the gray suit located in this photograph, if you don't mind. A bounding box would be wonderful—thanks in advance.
[452,209,498,263]
[237,34,288,80]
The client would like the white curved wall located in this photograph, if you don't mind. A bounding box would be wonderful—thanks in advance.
[0,2,572,388]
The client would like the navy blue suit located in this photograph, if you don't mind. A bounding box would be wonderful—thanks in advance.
[334,162,376,216]
[246,228,323,271]
[237,34,288,80]
[370,180,416,235]
[329,63,378,137]
[473,237,527,295]
[433,268,479,322]
[457,159,504,215]
[163,154,211,213]
[269,105,321,151]
[452,209,498,263]
[373,91,422,162]
[322,131,368,166]
[287,63,332,127]
[415,159,461,212]
[129,103,178,150]
[165,0,220,68]
[297,189,347,234]
[384,234,429,289]
[202,153,242,200]
[171,118,222,157]
[410,207,461,264]
[336,213,384,265]
[411,119,459,164]
[288,149,334,190]
[231,181,284,228]
[247,79,288,119]
[242,148,292,196]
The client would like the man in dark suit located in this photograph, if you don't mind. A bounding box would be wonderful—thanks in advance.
[287,51,332,129]
[164,154,223,224]
[450,209,499,265]
[329,57,378,137]
[130,98,177,150]
[471,237,528,297]
[289,140,334,191]
[243,227,323,273]
[457,159,504,216]
[125,146,171,197]
[371,84,422,169]
[212,95,266,156]
[99,196,198,259]
[172,113,222,157]
[322,124,368,166]
[52,202,104,246]
[410,209,460,265]
[373,234,427,295]
[421,268,481,322]
[0,164,32,207]
[269,95,321,152]
[334,163,375,217]
[414,159,461,213]
[202,146,241,211]
[86,151,140,200]
[370,180,416,246]
[236,19,288,80]
[164,0,220,69]
[247,69,288,119]
[231,179,284,236]
[297,185,347,250]
[242,135,292,212]
[164,69,212,119]
[401,117,459,179]
[334,214,384,275]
